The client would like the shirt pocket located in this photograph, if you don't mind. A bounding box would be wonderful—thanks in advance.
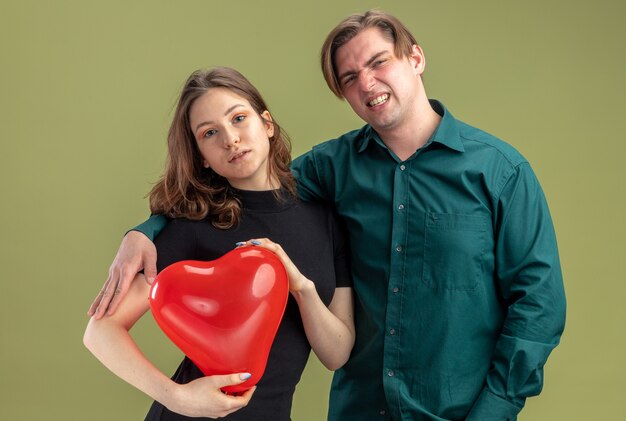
[422,212,489,291]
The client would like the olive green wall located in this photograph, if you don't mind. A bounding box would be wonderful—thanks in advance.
[1,0,624,419]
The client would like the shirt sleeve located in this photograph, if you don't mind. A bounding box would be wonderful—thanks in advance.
[131,214,169,241]
[291,150,330,202]
[293,151,350,288]
[468,163,566,420]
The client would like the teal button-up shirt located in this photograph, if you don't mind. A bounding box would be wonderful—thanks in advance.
[134,101,565,421]
[291,101,565,421]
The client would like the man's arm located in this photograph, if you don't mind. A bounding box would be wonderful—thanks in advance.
[467,163,566,420]
[90,148,330,321]
[88,214,168,319]
[291,150,329,202]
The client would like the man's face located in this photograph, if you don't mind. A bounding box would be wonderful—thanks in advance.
[334,27,424,135]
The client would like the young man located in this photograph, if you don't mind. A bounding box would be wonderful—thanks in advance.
[90,10,565,420]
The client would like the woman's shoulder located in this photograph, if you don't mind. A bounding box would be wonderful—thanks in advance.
[292,197,336,217]
[165,216,209,229]
[290,198,345,238]
[159,216,216,239]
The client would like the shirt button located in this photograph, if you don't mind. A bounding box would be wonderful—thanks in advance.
[400,164,406,171]
[392,287,399,293]
[395,245,402,252]
[389,328,396,335]
[379,410,386,416]
[398,204,404,210]
[387,370,395,377]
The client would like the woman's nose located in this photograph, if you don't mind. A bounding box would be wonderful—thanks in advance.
[222,128,240,148]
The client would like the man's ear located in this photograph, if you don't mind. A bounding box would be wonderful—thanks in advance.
[409,44,426,76]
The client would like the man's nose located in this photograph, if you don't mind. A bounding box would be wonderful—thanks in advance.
[357,70,375,92]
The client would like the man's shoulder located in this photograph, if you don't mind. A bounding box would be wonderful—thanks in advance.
[456,119,527,167]
[310,125,369,155]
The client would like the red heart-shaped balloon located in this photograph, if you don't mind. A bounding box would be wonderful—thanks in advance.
[149,246,289,394]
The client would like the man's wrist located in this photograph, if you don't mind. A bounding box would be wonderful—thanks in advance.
[466,388,522,421]
[130,214,168,241]
[125,229,149,239]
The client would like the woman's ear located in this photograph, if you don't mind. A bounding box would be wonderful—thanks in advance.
[261,110,275,138]
[203,159,210,168]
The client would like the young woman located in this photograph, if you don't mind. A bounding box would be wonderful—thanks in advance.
[83,67,354,420]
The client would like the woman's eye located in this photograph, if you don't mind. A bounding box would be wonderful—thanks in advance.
[203,129,217,138]
[233,115,246,123]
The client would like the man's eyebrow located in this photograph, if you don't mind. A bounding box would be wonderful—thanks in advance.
[194,104,245,132]
[365,51,389,67]
[337,51,389,81]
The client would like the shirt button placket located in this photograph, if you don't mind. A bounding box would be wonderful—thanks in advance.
[386,161,408,419]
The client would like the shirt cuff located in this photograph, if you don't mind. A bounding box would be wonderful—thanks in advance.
[466,388,522,421]
[127,214,168,242]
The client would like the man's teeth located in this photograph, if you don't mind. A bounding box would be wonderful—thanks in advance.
[368,94,389,107]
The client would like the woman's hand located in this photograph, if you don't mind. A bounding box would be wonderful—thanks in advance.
[236,238,311,293]
[84,274,254,419]
[236,238,355,370]
[169,375,255,419]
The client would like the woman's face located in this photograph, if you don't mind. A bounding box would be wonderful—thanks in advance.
[189,88,277,191]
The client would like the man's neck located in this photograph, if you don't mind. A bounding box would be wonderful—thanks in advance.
[378,100,441,162]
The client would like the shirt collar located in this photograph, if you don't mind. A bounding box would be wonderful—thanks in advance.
[357,99,465,154]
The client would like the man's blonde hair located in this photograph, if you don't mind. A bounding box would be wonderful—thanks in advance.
[320,10,418,98]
